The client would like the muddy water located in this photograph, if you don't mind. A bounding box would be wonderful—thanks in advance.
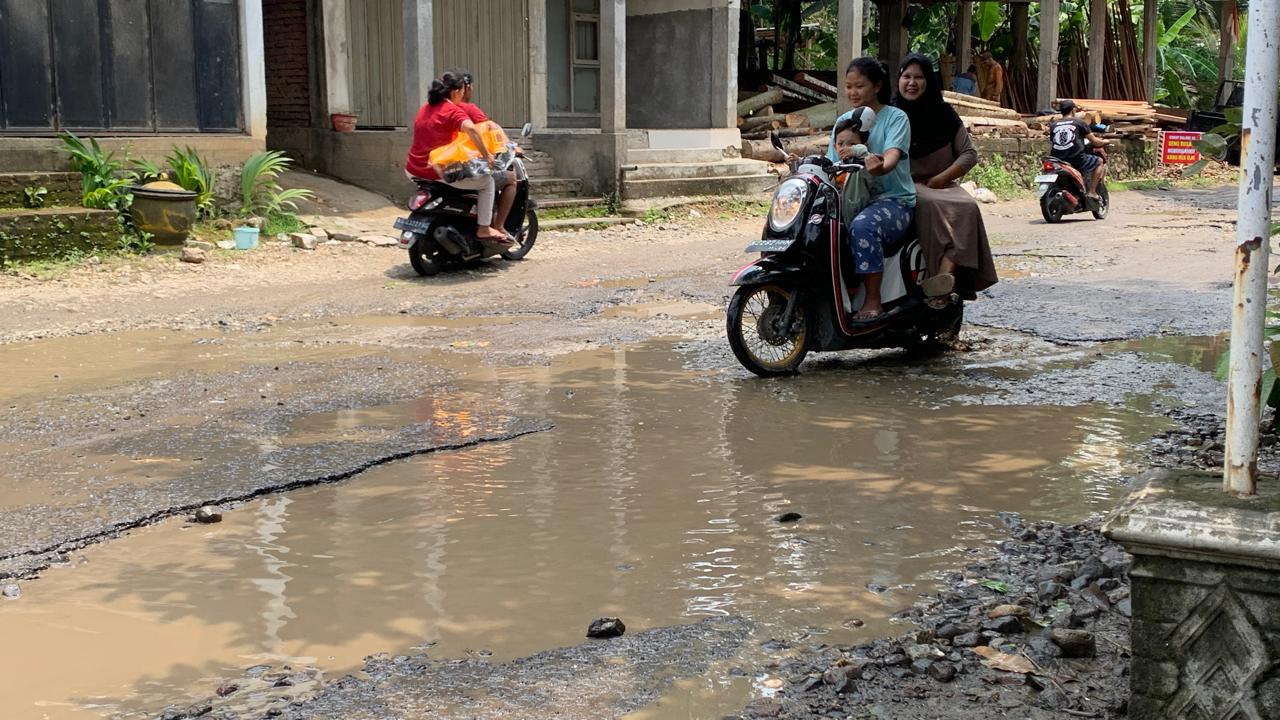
[0,340,1161,719]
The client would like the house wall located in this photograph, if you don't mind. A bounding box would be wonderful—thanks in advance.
[264,0,312,129]
[625,0,737,130]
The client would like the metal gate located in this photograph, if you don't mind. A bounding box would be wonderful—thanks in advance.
[434,0,530,127]
[0,0,243,134]
[347,0,406,128]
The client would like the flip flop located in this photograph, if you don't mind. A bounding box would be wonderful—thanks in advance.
[854,309,885,322]
[921,273,955,298]
[926,296,950,310]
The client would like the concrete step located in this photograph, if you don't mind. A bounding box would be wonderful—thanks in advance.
[627,147,726,164]
[0,206,118,264]
[532,176,584,199]
[621,160,773,182]
[0,171,82,209]
[542,216,634,231]
[621,174,777,200]
[539,196,607,210]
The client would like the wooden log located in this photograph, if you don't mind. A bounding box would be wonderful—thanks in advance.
[794,101,839,130]
[782,134,830,157]
[736,89,786,117]
[741,138,785,162]
[770,76,833,104]
[943,90,1000,109]
[740,116,783,133]
[740,127,820,140]
[945,95,1022,119]
[742,112,808,128]
[792,72,839,98]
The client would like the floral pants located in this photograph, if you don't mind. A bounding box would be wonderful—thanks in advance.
[849,197,913,274]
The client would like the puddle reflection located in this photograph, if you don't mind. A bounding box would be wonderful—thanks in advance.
[0,341,1161,719]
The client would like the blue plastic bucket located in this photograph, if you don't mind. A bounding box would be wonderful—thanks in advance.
[233,226,260,250]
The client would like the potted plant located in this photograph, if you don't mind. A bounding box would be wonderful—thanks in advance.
[330,110,359,132]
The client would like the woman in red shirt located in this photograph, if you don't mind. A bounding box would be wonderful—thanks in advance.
[404,71,508,242]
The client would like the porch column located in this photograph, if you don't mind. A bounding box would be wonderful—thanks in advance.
[955,1,972,79]
[528,0,548,130]
[240,0,267,140]
[1142,0,1157,102]
[600,0,626,193]
[710,1,739,128]
[876,0,907,81]
[320,0,352,117]
[837,0,864,112]
[600,0,625,134]
[1087,0,1106,98]
[1036,0,1060,111]
[402,0,434,123]
[1218,0,1238,105]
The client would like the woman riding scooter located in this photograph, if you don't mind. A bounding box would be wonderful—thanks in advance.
[404,71,512,245]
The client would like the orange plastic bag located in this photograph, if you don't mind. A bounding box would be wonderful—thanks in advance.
[428,132,482,182]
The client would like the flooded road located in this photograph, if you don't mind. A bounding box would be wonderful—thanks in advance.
[0,335,1175,719]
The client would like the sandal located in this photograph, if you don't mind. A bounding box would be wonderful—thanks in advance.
[921,273,955,298]
[926,296,950,310]
[854,308,885,322]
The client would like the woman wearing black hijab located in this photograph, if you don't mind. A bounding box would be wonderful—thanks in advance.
[893,53,997,301]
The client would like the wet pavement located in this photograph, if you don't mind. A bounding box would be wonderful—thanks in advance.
[0,188,1257,719]
[0,330,1222,719]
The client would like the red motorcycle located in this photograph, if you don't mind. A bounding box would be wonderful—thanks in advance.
[1035,139,1109,224]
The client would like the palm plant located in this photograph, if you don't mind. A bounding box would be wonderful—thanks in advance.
[165,146,216,218]
[238,151,314,217]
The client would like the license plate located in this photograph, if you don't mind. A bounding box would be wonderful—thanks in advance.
[1036,183,1052,198]
[393,217,431,234]
[1034,174,1058,184]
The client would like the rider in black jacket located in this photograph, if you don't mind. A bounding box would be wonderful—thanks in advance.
[1049,100,1110,201]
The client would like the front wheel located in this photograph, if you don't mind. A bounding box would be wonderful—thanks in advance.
[1091,183,1110,220]
[726,284,811,377]
[408,236,442,276]
[1040,192,1065,223]
[501,209,538,261]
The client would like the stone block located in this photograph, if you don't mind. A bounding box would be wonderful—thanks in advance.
[1104,469,1280,720]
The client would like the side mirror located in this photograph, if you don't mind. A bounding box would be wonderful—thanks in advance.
[521,122,534,138]
[769,131,785,153]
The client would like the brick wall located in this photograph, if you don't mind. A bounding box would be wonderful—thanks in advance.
[264,0,312,129]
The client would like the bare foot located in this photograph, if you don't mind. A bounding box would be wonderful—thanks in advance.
[855,306,884,321]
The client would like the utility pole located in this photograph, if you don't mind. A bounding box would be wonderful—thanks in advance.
[1223,0,1280,495]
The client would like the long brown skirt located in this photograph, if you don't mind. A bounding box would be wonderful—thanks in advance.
[914,182,998,299]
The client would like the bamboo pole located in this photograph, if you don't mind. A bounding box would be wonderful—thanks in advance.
[1224,0,1280,496]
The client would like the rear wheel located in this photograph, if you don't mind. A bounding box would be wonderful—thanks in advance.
[501,209,538,261]
[1040,192,1065,223]
[1091,183,1110,220]
[726,284,811,377]
[906,302,964,355]
[408,236,442,276]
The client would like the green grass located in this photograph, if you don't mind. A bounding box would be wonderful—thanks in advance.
[540,205,610,221]
[968,155,1031,200]
[262,210,308,236]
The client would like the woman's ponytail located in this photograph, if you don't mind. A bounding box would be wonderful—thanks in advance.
[427,71,467,106]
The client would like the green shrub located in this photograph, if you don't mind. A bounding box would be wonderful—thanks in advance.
[239,151,314,217]
[968,154,1029,199]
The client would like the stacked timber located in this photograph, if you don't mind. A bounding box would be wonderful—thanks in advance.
[1059,98,1184,140]
[737,73,839,161]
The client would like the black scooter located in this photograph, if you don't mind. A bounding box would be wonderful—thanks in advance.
[394,124,539,276]
[725,136,962,377]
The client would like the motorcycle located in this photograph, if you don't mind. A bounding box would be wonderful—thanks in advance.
[394,123,539,276]
[724,136,963,378]
[1036,136,1110,224]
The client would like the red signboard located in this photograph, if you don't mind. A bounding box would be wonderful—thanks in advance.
[1161,131,1203,164]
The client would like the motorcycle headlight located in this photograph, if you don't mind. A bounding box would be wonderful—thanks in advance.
[768,178,807,233]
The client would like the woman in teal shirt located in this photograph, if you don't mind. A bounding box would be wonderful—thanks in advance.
[828,57,916,321]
